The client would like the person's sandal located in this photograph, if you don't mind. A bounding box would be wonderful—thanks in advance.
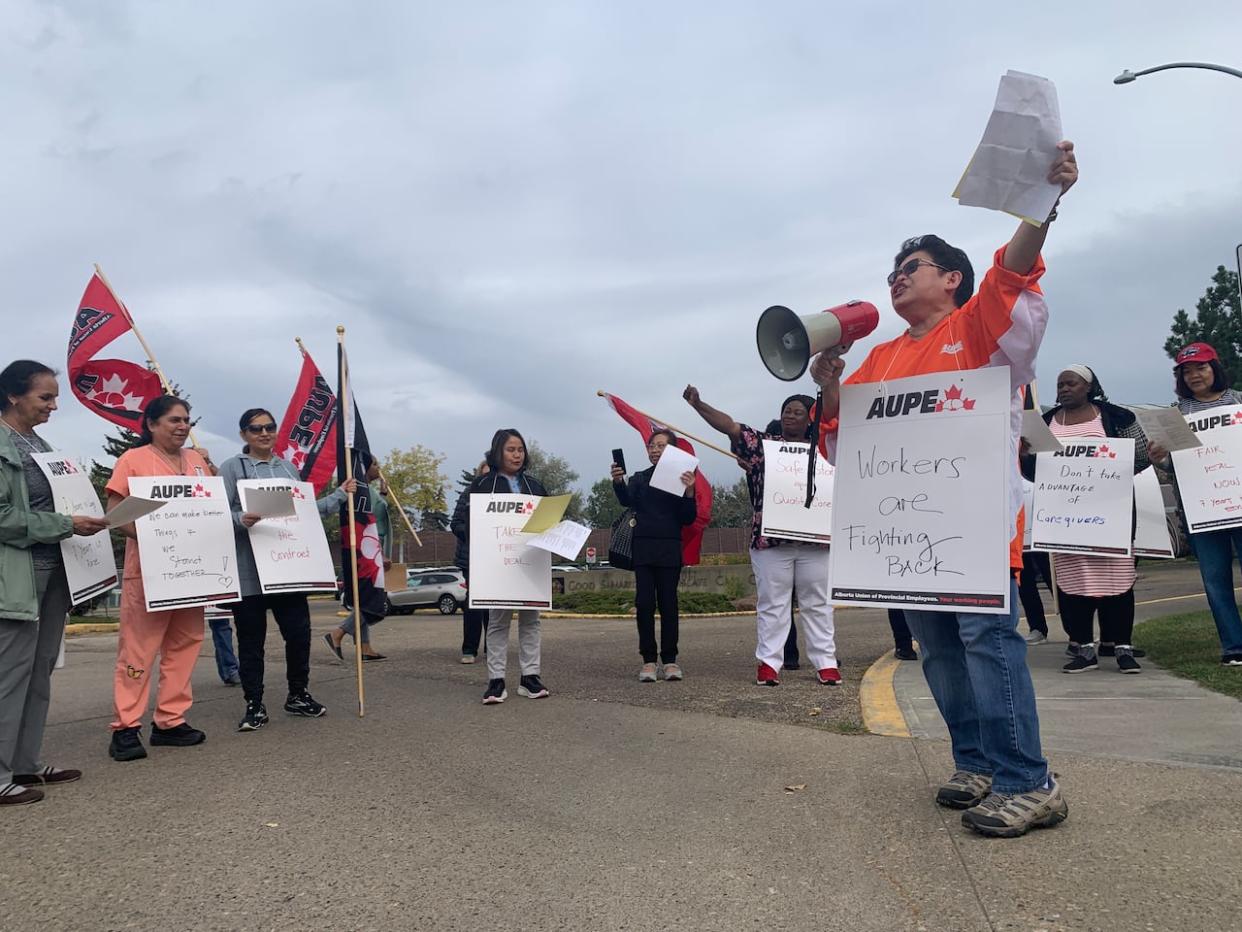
[321,633,343,661]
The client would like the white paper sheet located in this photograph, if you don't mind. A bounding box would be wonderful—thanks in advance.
[953,71,1063,225]
[526,520,592,560]
[650,445,699,497]
[104,495,167,527]
[1134,407,1202,454]
[1021,410,1064,453]
[242,487,297,518]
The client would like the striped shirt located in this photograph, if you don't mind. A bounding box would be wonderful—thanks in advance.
[1048,413,1136,597]
[1175,388,1242,415]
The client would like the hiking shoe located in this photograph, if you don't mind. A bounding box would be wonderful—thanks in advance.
[460,654,477,664]
[662,663,684,681]
[14,766,81,787]
[1062,646,1098,673]
[935,770,992,809]
[817,667,842,685]
[638,662,658,683]
[149,723,207,747]
[1064,643,1078,658]
[482,679,507,704]
[1024,630,1048,645]
[756,663,780,687]
[285,691,327,717]
[518,675,549,699]
[961,777,1068,838]
[0,783,44,806]
[109,726,147,762]
[894,646,918,661]
[1098,644,1145,658]
[238,701,269,732]
[1222,654,1242,667]
[1115,647,1142,674]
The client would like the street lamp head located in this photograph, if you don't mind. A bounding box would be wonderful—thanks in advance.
[1113,70,1137,85]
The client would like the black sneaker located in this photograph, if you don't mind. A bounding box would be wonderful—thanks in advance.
[1115,649,1142,674]
[149,722,207,747]
[482,679,507,705]
[1098,644,1146,658]
[1222,654,1242,667]
[1062,648,1098,674]
[894,646,918,661]
[238,701,268,732]
[108,726,147,762]
[517,674,549,699]
[284,691,327,717]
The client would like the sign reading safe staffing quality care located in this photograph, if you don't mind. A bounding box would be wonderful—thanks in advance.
[468,494,552,610]
[1030,437,1135,556]
[831,367,1011,613]
[1171,405,1242,534]
[237,479,337,594]
[30,452,117,604]
[128,476,241,610]
[760,439,833,543]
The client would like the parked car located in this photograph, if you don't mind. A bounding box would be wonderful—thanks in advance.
[552,564,586,573]
[388,570,467,615]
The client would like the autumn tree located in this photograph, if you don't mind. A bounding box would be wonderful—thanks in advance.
[380,445,449,530]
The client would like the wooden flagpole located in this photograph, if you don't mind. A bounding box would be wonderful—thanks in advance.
[596,391,742,464]
[375,467,424,548]
[338,326,366,717]
[1028,381,1060,618]
[93,264,203,449]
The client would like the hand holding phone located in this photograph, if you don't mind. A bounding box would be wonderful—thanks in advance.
[611,448,627,474]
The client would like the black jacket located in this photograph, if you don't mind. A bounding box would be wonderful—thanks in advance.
[612,466,696,567]
[1020,401,1150,482]
[450,471,548,572]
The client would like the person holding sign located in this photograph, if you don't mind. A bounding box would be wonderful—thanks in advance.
[0,361,108,806]
[1149,343,1242,666]
[684,388,840,687]
[456,429,550,704]
[811,140,1078,838]
[1020,366,1149,674]
[219,408,357,732]
[610,429,698,682]
[104,395,214,762]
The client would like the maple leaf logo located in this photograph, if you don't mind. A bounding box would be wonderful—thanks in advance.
[524,502,535,513]
[85,373,146,412]
[191,483,211,497]
[290,487,306,500]
[934,383,975,413]
[1094,444,1117,459]
[280,441,310,472]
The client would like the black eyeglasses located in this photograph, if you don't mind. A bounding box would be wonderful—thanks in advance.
[245,423,278,434]
[887,258,950,287]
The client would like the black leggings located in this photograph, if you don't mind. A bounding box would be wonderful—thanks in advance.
[1018,551,1052,635]
[229,593,313,703]
[635,564,681,663]
[1056,588,1135,646]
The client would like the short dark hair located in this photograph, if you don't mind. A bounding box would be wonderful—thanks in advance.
[647,428,677,447]
[0,360,57,411]
[894,234,975,308]
[486,428,527,472]
[238,407,276,454]
[1175,359,1229,399]
[138,395,191,446]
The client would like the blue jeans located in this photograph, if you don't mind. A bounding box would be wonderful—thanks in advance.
[904,580,1048,794]
[1189,527,1242,656]
[208,617,239,683]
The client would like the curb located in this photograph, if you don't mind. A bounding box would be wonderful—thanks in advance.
[859,649,912,738]
[65,622,120,636]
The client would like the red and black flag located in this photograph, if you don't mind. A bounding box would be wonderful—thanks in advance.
[68,273,163,430]
[337,342,387,620]
[275,345,339,493]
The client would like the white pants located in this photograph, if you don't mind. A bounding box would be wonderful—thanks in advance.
[486,609,541,681]
[750,544,836,672]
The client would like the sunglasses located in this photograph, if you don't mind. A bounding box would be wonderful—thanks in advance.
[245,423,278,434]
[887,258,951,287]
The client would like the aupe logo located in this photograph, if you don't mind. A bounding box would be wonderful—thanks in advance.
[865,384,975,420]
[150,483,212,498]
[1055,443,1117,459]
[485,500,535,514]
[1188,411,1242,432]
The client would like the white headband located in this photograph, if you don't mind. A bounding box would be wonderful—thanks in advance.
[1063,364,1095,385]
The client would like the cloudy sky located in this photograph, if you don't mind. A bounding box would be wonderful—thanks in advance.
[4,1,1241,494]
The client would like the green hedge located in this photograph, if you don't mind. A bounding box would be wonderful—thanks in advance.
[551,590,737,614]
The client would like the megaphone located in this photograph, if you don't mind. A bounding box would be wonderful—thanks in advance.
[756,300,880,381]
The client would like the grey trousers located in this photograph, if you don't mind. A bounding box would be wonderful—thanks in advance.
[0,564,71,785]
[485,609,541,680]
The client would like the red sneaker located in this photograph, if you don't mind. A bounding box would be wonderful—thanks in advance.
[817,667,841,685]
[756,663,781,686]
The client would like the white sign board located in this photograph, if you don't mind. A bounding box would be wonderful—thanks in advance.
[830,367,1011,613]
[1030,437,1136,556]
[468,494,552,610]
[238,479,337,594]
[1171,405,1242,533]
[1022,479,1034,552]
[129,476,241,611]
[1133,466,1175,559]
[30,452,117,605]
[760,439,833,543]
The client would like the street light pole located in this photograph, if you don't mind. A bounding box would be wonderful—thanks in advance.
[1115,62,1242,84]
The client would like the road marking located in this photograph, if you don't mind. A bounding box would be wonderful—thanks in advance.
[859,650,912,738]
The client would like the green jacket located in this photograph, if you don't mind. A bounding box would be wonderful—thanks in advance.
[0,428,73,620]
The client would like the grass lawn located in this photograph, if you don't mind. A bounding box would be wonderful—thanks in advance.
[1135,610,1242,701]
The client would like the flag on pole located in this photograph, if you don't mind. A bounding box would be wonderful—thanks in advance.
[599,392,712,565]
[336,343,387,620]
[275,345,339,493]
[67,273,163,430]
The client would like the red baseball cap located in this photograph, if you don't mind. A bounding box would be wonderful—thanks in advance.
[1175,342,1219,367]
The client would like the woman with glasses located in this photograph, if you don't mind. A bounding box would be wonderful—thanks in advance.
[218,408,356,732]
[611,429,698,681]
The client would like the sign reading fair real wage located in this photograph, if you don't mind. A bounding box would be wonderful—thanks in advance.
[1030,437,1135,556]
[128,476,241,611]
[760,439,833,544]
[831,367,1011,613]
[30,452,117,604]
[469,493,551,610]
[1171,405,1242,533]
[238,479,337,593]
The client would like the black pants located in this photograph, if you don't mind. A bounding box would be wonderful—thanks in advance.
[229,593,312,703]
[461,570,487,656]
[1018,551,1052,635]
[1056,588,1135,646]
[887,609,913,650]
[635,564,681,663]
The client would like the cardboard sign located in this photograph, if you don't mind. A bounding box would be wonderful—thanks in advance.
[760,439,833,543]
[830,367,1012,613]
[1171,405,1242,533]
[238,479,337,594]
[30,452,117,605]
[128,476,241,611]
[468,493,551,610]
[1030,437,1136,556]
[1133,466,1175,559]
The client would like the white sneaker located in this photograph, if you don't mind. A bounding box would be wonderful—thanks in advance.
[460,654,477,664]
[1024,630,1048,645]
[638,662,658,682]
[662,663,684,681]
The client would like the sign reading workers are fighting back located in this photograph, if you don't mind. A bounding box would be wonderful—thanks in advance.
[830,366,1012,614]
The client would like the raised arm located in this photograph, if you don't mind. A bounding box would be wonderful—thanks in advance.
[1001,141,1078,275]
[683,384,742,442]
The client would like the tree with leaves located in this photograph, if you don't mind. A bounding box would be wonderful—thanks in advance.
[584,477,626,529]
[380,444,449,531]
[709,476,753,528]
[524,440,585,521]
[1165,265,1242,385]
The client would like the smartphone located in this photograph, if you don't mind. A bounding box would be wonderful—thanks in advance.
[612,448,627,474]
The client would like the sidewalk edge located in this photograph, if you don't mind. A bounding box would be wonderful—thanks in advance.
[859,650,912,738]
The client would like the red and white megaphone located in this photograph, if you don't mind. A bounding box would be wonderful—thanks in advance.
[756,300,879,381]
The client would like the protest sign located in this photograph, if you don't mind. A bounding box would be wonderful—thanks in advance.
[1171,405,1242,533]
[238,479,337,594]
[760,439,833,543]
[468,493,551,609]
[128,476,241,610]
[830,367,1011,613]
[30,452,116,604]
[1030,437,1135,556]
[1133,466,1175,559]
[1022,479,1034,551]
